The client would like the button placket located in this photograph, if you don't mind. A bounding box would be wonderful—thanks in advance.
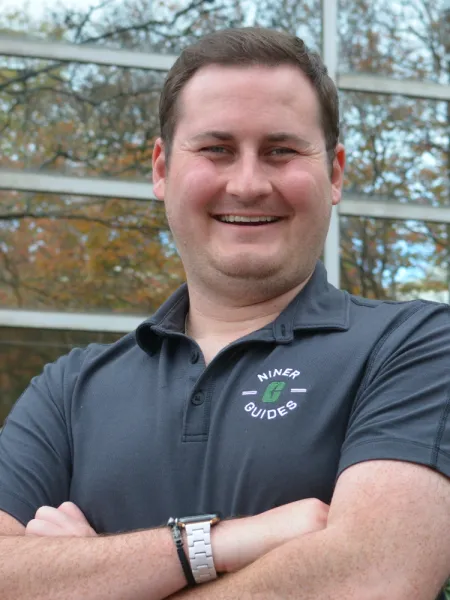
[184,380,211,441]
[183,348,214,440]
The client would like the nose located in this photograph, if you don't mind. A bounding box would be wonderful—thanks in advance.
[225,153,273,200]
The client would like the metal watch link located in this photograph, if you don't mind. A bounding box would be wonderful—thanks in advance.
[176,514,221,584]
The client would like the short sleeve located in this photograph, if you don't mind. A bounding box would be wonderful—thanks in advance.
[338,303,450,479]
[0,350,81,525]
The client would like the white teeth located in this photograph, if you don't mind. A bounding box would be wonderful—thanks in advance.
[217,215,279,223]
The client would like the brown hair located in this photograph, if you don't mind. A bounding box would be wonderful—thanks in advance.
[159,27,340,169]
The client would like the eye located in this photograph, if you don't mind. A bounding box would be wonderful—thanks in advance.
[200,146,230,154]
[269,147,297,156]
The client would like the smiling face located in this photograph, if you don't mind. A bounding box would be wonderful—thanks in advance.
[152,64,345,300]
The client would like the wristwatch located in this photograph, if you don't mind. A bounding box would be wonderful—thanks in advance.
[168,513,221,585]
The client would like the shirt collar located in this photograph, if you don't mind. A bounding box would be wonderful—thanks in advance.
[136,284,188,354]
[272,261,350,343]
[136,261,349,354]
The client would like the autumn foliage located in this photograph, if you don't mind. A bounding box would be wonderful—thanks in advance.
[1,0,450,421]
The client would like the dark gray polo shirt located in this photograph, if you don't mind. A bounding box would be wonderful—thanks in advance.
[1,262,449,597]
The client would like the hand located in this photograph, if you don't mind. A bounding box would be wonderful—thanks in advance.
[25,502,97,538]
[213,498,329,573]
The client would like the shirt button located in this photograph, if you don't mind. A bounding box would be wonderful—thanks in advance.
[191,392,205,406]
[190,349,200,364]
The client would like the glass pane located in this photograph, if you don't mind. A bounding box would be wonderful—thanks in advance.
[0,327,123,425]
[1,0,321,52]
[252,0,322,52]
[1,1,251,52]
[341,91,450,207]
[338,0,449,84]
[0,191,185,313]
[340,216,450,302]
[0,1,323,180]
[0,58,162,179]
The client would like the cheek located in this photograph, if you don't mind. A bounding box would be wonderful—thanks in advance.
[169,160,222,211]
[282,169,330,213]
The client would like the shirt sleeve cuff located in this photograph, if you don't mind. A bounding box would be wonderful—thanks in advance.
[0,487,38,526]
[337,438,450,481]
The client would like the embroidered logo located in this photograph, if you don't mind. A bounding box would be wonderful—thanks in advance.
[262,381,286,403]
[241,368,306,421]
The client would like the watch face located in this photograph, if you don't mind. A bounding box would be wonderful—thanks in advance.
[178,513,221,526]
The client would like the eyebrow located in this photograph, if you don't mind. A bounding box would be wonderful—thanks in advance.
[265,133,312,149]
[190,131,312,149]
[190,131,235,143]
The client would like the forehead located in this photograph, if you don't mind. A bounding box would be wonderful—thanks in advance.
[175,64,322,140]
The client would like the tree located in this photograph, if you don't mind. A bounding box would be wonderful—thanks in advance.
[0,0,323,316]
[1,3,449,595]
[338,0,450,299]
[0,2,448,353]
[0,0,449,403]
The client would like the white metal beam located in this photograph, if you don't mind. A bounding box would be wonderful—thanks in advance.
[1,36,450,103]
[0,35,177,71]
[0,170,154,200]
[340,195,450,224]
[0,309,146,332]
[338,73,450,101]
[322,0,340,288]
[2,170,449,224]
[1,199,449,333]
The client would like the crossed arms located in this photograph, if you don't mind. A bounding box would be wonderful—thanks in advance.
[1,459,449,600]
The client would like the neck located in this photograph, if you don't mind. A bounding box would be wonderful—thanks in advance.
[185,276,312,343]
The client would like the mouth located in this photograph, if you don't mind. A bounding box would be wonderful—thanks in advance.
[213,215,283,226]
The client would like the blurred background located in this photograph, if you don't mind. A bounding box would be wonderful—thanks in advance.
[1,0,450,428]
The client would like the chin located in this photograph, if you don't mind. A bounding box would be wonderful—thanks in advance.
[210,248,291,277]
[214,259,283,281]
[212,264,306,301]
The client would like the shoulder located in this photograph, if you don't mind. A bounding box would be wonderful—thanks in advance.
[19,331,141,411]
[348,293,449,319]
[43,330,139,377]
[347,295,450,344]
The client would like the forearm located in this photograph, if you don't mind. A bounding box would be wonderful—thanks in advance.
[173,527,413,600]
[0,528,186,600]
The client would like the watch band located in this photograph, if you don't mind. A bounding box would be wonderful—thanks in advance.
[167,518,197,588]
[185,520,218,584]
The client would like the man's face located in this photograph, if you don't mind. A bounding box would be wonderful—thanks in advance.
[153,64,344,296]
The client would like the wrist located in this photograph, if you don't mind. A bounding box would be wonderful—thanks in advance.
[211,516,253,574]
[210,519,232,574]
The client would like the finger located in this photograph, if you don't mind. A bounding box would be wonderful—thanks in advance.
[58,502,97,537]
[25,519,65,537]
[34,505,70,527]
[35,505,87,532]
[57,502,90,525]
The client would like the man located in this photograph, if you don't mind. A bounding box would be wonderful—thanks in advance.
[0,27,449,600]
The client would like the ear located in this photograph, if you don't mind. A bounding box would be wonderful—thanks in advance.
[152,137,167,201]
[330,143,345,207]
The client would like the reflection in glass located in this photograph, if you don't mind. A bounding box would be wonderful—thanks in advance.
[341,91,450,208]
[0,1,324,180]
[0,58,162,179]
[0,192,185,313]
[338,0,449,84]
[1,0,321,53]
[253,0,321,52]
[341,216,450,302]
